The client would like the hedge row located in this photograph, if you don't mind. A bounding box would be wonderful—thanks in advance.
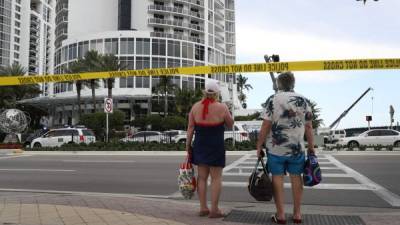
[25,141,257,151]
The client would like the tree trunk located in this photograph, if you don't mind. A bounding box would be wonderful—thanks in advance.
[91,80,96,113]
[164,91,168,117]
[76,82,82,122]
[107,79,113,98]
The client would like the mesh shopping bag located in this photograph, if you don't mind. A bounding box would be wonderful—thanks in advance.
[178,153,197,199]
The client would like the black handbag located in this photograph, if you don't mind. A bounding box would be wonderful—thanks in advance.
[248,157,273,201]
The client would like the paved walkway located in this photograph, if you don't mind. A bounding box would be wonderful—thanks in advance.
[0,191,399,225]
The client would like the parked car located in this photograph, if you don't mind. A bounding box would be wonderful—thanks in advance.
[173,123,250,143]
[163,130,186,143]
[338,129,400,148]
[31,127,96,148]
[120,131,166,143]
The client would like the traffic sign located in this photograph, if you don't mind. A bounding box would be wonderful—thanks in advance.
[104,98,113,113]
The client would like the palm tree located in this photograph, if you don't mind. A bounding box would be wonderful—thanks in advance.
[236,74,253,108]
[174,88,202,118]
[67,60,87,120]
[82,51,102,112]
[0,63,41,109]
[99,54,121,98]
[308,100,324,129]
[155,76,176,116]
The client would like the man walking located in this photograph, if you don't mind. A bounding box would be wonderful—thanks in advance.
[256,71,315,224]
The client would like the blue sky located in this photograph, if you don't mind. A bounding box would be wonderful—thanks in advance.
[235,0,400,129]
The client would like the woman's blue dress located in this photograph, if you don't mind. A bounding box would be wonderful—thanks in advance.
[192,122,225,167]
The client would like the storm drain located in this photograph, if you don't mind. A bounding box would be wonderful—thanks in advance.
[224,210,366,225]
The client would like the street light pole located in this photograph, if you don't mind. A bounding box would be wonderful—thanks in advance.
[264,54,279,93]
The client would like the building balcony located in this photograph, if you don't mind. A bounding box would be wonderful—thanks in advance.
[214,0,224,9]
[174,0,204,8]
[215,33,224,43]
[148,18,204,33]
[148,5,204,20]
[214,22,224,32]
[214,10,224,19]
[214,44,224,52]
[55,16,68,25]
[56,3,68,13]
[150,32,205,44]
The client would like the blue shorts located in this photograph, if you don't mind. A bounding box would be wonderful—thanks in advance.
[267,152,305,176]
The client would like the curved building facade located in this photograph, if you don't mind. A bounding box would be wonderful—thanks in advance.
[38,0,237,126]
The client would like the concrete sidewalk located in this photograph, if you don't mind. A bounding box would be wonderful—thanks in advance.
[0,191,398,225]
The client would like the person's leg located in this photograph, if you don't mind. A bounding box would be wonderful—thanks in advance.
[290,175,303,220]
[287,153,306,221]
[197,165,210,213]
[272,175,286,220]
[267,153,287,221]
[209,166,223,215]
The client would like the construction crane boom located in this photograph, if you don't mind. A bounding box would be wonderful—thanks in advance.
[329,87,373,129]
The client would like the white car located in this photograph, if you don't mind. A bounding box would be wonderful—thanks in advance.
[120,131,166,143]
[338,129,400,148]
[31,127,96,148]
[174,123,250,143]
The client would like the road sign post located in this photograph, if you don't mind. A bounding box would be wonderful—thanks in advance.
[104,98,113,143]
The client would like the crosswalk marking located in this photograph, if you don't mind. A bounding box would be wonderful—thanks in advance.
[222,153,400,207]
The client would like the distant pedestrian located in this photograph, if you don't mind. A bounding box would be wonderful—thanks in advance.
[256,72,315,224]
[185,79,234,218]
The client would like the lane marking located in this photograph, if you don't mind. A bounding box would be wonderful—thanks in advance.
[62,160,136,163]
[0,169,75,172]
[0,155,31,160]
[223,172,352,178]
[222,181,374,190]
[325,155,400,207]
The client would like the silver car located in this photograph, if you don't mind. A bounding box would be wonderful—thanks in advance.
[120,131,166,143]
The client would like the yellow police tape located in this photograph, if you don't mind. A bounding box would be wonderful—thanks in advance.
[1,58,400,86]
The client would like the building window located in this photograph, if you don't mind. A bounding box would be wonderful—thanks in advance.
[152,39,166,56]
[119,56,134,88]
[182,77,194,90]
[182,42,194,59]
[152,57,166,69]
[105,38,118,54]
[68,44,77,60]
[167,58,180,68]
[136,57,150,88]
[136,38,150,55]
[120,38,134,54]
[195,44,204,61]
[78,41,89,58]
[90,39,103,53]
[167,40,180,58]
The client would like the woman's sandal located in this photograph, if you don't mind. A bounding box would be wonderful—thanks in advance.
[271,214,287,224]
[208,210,225,218]
[198,209,210,217]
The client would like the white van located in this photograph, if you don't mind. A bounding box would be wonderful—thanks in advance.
[31,127,96,148]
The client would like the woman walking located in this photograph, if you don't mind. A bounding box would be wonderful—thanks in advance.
[185,79,234,218]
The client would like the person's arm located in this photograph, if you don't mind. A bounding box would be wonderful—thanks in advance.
[223,104,234,129]
[305,121,315,155]
[256,120,272,158]
[185,108,195,155]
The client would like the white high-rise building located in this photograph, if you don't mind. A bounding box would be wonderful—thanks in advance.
[28,0,238,126]
[0,0,55,94]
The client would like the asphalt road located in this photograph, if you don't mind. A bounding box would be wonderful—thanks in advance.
[0,152,399,209]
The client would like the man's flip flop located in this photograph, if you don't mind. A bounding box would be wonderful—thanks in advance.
[198,209,209,217]
[271,214,287,224]
[208,211,225,218]
[292,217,302,224]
